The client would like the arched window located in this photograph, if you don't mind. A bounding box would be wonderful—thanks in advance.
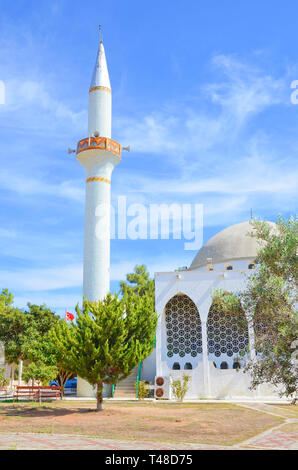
[165,294,202,360]
[184,363,192,370]
[207,297,249,364]
[173,362,180,370]
[248,263,255,270]
[226,265,233,271]
[213,362,217,368]
[233,362,241,370]
[220,362,228,369]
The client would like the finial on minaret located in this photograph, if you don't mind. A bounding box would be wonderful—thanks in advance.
[99,25,103,43]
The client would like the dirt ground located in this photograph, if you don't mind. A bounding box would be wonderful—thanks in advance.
[0,401,286,446]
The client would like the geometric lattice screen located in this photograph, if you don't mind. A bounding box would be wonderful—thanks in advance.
[207,306,249,358]
[165,294,203,359]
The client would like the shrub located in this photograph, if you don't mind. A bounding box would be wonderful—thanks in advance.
[135,380,150,400]
[171,374,191,402]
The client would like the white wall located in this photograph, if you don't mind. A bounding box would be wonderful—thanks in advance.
[142,349,156,384]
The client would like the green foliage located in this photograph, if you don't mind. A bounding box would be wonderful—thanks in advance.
[50,293,158,410]
[0,368,8,387]
[213,216,298,401]
[135,380,151,400]
[0,298,59,365]
[120,265,155,302]
[0,289,14,310]
[23,362,58,386]
[171,375,191,402]
[0,297,28,365]
[0,296,75,392]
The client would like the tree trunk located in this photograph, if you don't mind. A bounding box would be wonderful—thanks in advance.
[96,381,103,411]
[18,360,23,386]
[10,364,16,390]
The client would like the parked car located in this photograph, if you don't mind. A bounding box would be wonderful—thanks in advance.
[50,378,77,389]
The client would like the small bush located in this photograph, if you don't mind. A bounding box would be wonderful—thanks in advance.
[171,375,191,402]
[135,380,151,400]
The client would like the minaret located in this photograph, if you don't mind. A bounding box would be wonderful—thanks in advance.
[77,29,121,302]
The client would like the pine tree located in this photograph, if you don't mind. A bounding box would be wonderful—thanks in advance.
[50,293,157,411]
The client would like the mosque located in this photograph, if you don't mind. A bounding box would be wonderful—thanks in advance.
[0,31,283,401]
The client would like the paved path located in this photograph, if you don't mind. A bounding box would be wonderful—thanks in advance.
[0,403,296,450]
[0,433,236,450]
[0,425,296,450]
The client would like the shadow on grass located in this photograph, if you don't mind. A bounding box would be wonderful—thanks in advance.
[0,404,100,418]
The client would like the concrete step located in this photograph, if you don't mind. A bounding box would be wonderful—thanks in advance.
[113,393,136,399]
[114,387,136,392]
[112,366,139,399]
[116,381,137,387]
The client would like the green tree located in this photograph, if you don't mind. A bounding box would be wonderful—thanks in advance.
[51,293,158,411]
[0,297,75,391]
[0,291,28,381]
[0,289,14,310]
[22,362,58,386]
[24,326,76,395]
[214,217,298,402]
[120,265,155,301]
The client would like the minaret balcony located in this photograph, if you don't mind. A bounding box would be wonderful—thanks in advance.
[76,137,121,158]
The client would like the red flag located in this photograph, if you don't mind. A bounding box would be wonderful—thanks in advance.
[66,312,75,322]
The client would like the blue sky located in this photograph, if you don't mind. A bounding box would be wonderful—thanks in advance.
[0,0,297,315]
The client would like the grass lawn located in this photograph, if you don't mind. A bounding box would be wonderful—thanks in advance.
[0,401,285,446]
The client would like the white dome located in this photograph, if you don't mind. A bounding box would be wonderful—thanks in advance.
[189,221,276,269]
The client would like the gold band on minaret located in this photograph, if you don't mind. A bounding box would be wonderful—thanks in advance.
[89,86,111,94]
[86,176,111,185]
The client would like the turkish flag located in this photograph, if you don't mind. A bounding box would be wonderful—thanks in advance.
[66,312,75,322]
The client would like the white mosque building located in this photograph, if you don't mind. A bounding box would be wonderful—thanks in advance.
[147,221,283,400]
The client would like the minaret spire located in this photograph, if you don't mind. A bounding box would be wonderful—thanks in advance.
[88,29,112,138]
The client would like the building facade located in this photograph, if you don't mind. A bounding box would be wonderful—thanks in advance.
[148,221,283,400]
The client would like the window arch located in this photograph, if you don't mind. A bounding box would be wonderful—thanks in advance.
[220,361,228,369]
[226,264,233,271]
[184,363,192,370]
[233,362,241,370]
[248,263,255,270]
[207,298,249,364]
[165,294,202,360]
[173,362,180,370]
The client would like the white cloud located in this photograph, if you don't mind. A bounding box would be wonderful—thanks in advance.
[115,54,286,161]
[0,264,83,292]
[1,78,86,135]
[208,54,285,122]
[0,170,84,202]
